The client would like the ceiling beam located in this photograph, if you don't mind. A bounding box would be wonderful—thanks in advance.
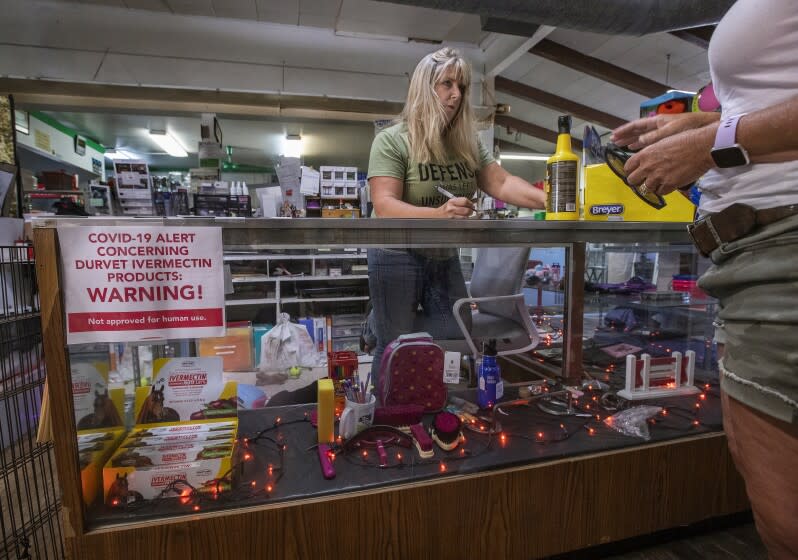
[495,75,626,130]
[669,25,715,49]
[0,78,404,122]
[495,114,583,150]
[483,25,554,78]
[529,39,670,98]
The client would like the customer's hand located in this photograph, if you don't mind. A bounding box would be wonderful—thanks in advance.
[625,125,717,196]
[612,112,720,151]
[439,197,475,219]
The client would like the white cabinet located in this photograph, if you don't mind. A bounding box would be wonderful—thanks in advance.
[223,250,370,321]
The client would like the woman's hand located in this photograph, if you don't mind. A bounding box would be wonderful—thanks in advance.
[438,197,474,218]
[611,112,721,150]
[625,124,717,196]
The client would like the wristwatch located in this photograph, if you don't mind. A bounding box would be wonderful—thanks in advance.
[710,114,750,168]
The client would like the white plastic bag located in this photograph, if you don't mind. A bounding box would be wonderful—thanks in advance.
[603,405,662,441]
[258,313,321,373]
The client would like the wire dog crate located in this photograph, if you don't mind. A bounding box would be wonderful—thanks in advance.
[1,244,64,560]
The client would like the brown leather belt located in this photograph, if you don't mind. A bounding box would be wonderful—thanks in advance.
[687,203,798,257]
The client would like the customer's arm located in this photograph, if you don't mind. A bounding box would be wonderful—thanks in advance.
[478,163,546,209]
[625,94,798,195]
[370,176,474,218]
[734,94,798,163]
[611,112,721,150]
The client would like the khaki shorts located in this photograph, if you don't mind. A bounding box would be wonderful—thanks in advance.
[699,213,798,424]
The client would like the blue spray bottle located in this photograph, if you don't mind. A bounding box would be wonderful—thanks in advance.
[477,339,502,409]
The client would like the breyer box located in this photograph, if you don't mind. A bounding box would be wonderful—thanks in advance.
[583,164,695,222]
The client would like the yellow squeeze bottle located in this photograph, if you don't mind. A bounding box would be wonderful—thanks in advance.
[545,115,580,220]
[317,378,335,444]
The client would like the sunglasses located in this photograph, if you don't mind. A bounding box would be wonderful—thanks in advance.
[604,143,667,209]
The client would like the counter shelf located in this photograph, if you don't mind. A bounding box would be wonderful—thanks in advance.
[87,381,724,527]
[32,218,748,560]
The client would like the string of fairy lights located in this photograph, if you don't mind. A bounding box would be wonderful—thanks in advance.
[104,376,720,515]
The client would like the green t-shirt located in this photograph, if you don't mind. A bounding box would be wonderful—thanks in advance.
[367,123,495,212]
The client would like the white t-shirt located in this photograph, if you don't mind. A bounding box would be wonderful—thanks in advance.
[698,0,798,213]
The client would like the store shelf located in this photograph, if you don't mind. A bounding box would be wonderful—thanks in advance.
[224,248,369,319]
[280,296,369,304]
[17,144,101,178]
[231,274,368,283]
[224,298,279,306]
[225,295,368,306]
[24,189,85,195]
[224,253,365,262]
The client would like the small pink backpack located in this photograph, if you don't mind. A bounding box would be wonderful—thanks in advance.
[378,332,446,412]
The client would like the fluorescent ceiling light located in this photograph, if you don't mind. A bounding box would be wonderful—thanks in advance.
[149,130,188,157]
[105,149,139,160]
[283,134,303,158]
[500,153,550,161]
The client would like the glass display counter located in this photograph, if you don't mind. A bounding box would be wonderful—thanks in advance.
[32,218,749,560]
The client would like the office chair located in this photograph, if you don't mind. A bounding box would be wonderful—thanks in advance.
[363,247,541,386]
[452,246,540,360]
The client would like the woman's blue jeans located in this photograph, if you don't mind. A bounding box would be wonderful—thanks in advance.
[367,248,470,385]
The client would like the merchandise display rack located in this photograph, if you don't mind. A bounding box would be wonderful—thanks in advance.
[31,218,749,560]
[1,243,65,560]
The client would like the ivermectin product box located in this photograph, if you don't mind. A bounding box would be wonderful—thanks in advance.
[134,358,237,424]
[103,358,241,506]
[71,360,125,431]
[126,420,237,439]
[78,428,126,505]
[120,430,236,448]
[109,440,235,468]
[103,458,234,506]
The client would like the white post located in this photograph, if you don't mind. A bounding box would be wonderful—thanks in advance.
[685,350,696,387]
[641,354,651,392]
[672,351,682,388]
[625,354,636,394]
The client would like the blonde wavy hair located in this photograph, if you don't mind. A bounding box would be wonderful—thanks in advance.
[399,47,479,170]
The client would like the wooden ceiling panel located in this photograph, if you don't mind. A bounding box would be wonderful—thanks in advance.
[337,0,469,42]
[164,0,214,17]
[545,27,611,56]
[444,14,486,44]
[544,28,709,94]
[79,0,128,6]
[122,0,170,11]
[518,57,588,92]
[211,0,258,20]
[497,54,539,82]
[299,0,341,28]
[254,0,299,25]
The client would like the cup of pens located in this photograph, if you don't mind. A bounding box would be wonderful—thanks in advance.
[339,380,376,439]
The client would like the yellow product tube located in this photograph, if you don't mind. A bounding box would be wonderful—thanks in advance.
[317,378,335,444]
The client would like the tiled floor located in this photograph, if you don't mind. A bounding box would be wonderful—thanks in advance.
[551,521,767,560]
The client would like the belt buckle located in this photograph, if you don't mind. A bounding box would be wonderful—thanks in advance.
[687,215,723,257]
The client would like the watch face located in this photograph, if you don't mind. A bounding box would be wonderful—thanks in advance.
[711,145,749,168]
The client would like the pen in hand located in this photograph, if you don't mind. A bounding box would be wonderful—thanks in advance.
[435,184,479,202]
[435,184,479,218]
[435,184,457,199]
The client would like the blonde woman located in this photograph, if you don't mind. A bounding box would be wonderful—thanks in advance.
[367,47,545,387]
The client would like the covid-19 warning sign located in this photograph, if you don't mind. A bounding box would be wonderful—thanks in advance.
[58,226,225,344]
